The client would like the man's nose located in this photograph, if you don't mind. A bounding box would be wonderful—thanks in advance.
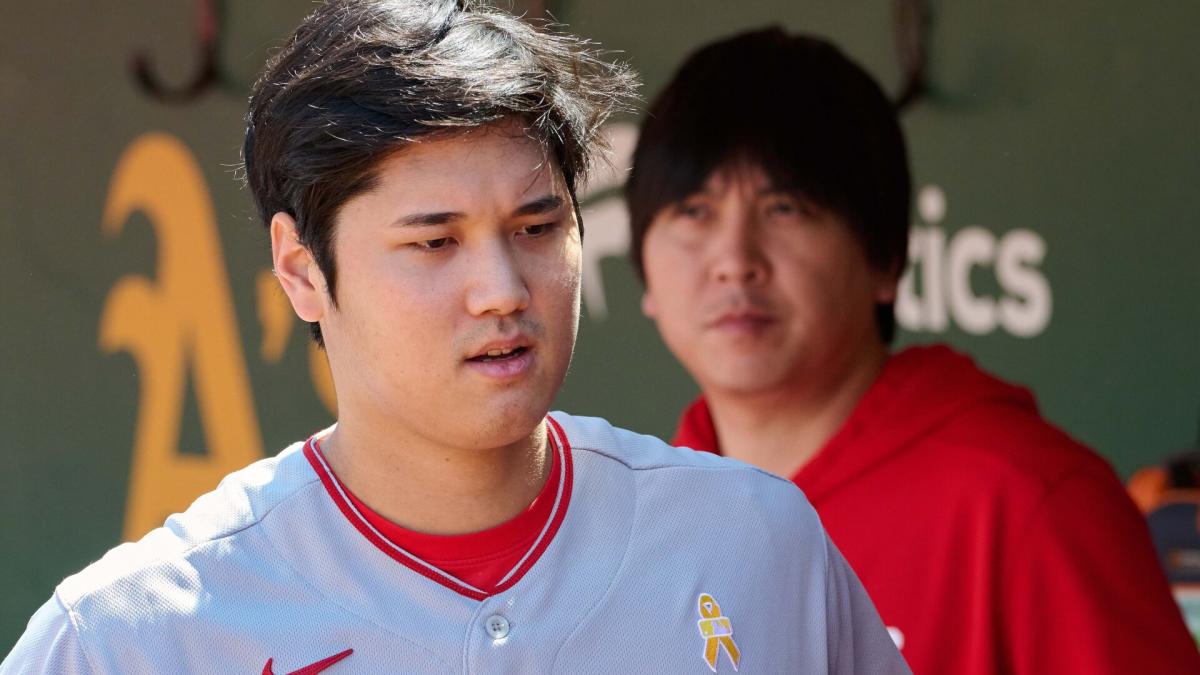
[465,241,531,317]
[710,219,768,286]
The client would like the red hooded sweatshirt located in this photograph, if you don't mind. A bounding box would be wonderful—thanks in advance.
[674,345,1199,674]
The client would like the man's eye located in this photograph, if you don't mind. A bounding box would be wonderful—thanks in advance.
[520,222,556,237]
[675,202,709,220]
[416,237,452,250]
[768,194,824,220]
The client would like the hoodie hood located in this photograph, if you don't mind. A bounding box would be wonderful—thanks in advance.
[672,344,1038,503]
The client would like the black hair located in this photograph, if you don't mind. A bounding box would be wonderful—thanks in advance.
[244,0,635,345]
[626,27,910,342]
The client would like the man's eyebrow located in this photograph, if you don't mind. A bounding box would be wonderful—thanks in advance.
[391,211,464,228]
[511,195,565,218]
[390,195,564,228]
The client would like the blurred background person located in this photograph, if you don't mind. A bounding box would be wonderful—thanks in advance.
[626,27,1200,674]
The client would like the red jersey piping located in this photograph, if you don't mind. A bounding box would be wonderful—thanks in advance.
[302,418,573,601]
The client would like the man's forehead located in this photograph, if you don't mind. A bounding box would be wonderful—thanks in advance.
[697,161,794,196]
[370,125,567,199]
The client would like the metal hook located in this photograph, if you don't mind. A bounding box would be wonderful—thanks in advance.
[130,0,221,104]
[894,0,930,111]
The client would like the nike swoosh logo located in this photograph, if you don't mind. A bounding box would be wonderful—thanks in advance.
[262,648,353,675]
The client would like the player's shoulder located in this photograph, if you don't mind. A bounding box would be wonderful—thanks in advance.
[550,411,814,515]
[552,410,778,475]
[55,439,317,608]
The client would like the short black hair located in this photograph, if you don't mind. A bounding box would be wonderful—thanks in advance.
[626,27,910,342]
[244,0,635,345]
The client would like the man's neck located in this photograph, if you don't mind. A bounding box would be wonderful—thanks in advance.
[706,345,887,479]
[317,417,551,535]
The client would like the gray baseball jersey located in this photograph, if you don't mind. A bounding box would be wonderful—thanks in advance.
[3,413,908,673]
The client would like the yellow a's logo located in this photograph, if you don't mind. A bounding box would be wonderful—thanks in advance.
[99,133,263,540]
[697,593,741,672]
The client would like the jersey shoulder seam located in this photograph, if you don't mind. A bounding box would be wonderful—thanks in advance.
[571,442,795,485]
[54,591,101,673]
[998,458,1112,586]
[191,471,324,549]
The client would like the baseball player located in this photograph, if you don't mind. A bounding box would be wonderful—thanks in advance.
[2,2,906,673]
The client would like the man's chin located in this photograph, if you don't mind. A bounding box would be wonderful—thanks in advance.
[454,396,555,450]
[698,363,796,399]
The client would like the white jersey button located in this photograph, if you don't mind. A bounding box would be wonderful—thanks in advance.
[485,614,511,640]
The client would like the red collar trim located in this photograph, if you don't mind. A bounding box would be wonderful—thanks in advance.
[302,417,574,601]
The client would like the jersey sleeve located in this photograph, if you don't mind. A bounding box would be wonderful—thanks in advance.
[823,535,912,674]
[1003,461,1200,674]
[1,596,94,675]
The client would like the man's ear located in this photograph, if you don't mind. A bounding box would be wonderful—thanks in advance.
[270,212,327,323]
[640,289,658,319]
[873,260,903,305]
[874,278,898,305]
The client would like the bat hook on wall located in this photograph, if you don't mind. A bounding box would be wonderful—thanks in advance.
[130,0,221,104]
[894,0,929,111]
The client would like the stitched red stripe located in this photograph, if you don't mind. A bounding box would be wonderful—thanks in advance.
[490,416,573,596]
[301,419,572,601]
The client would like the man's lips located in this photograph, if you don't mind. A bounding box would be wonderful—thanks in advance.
[465,337,532,362]
[464,344,534,380]
[464,337,535,380]
[705,310,777,331]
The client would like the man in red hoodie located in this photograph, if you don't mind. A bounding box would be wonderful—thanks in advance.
[626,27,1200,673]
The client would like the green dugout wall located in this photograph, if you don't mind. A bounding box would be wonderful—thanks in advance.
[2,0,1197,648]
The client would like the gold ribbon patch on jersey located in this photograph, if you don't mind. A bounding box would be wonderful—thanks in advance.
[697,593,741,672]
